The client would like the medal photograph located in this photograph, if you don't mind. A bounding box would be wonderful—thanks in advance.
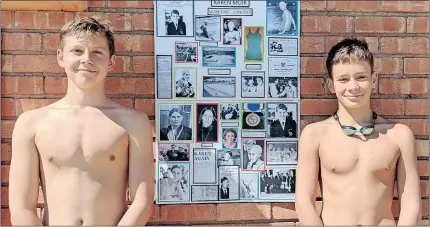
[159,104,193,142]
[241,139,265,171]
[242,103,265,130]
[158,144,190,162]
[158,163,190,202]
[267,102,298,138]
[196,103,219,143]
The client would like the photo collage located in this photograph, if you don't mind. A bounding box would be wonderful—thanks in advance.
[155,0,300,204]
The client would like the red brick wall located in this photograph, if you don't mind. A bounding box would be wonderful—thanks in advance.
[1,1,429,226]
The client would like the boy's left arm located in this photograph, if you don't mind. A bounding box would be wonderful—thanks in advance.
[396,124,421,225]
[117,113,155,226]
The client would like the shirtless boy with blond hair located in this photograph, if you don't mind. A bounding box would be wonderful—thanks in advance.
[295,38,421,225]
[9,16,155,226]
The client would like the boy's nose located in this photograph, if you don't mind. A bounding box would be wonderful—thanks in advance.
[80,51,93,64]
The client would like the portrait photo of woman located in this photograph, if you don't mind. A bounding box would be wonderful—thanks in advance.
[222,128,238,149]
[159,104,193,141]
[196,104,218,142]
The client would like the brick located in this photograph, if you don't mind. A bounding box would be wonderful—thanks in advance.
[404,58,429,75]
[300,78,324,95]
[370,99,404,116]
[1,165,10,183]
[1,143,11,162]
[1,121,15,139]
[1,11,13,28]
[1,76,44,95]
[404,100,428,115]
[216,203,271,221]
[374,58,402,75]
[160,204,215,222]
[42,33,60,51]
[355,17,406,33]
[105,77,155,95]
[417,140,429,156]
[422,199,429,217]
[131,14,154,31]
[44,77,67,95]
[421,180,429,196]
[112,56,131,73]
[75,12,130,31]
[15,11,74,30]
[301,1,326,11]
[302,16,353,33]
[391,119,428,136]
[135,99,155,116]
[381,37,428,55]
[1,187,8,206]
[88,1,104,7]
[148,205,159,222]
[327,0,379,12]
[380,1,429,13]
[13,55,63,73]
[108,0,153,8]
[115,35,154,53]
[15,99,58,116]
[301,99,337,115]
[1,33,41,51]
[133,56,154,74]
[418,160,428,176]
[1,55,13,73]
[301,37,325,53]
[379,78,428,95]
[272,203,297,219]
[301,57,326,75]
[1,98,14,117]
[112,98,133,108]
[249,222,295,226]
[407,17,429,33]
[1,208,11,226]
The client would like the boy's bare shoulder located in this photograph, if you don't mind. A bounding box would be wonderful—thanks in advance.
[105,100,151,131]
[300,117,333,139]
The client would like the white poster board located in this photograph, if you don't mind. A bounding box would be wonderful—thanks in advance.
[154,0,301,204]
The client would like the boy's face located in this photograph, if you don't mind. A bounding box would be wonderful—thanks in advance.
[57,34,115,90]
[328,61,377,109]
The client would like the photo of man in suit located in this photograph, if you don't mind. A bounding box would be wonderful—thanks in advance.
[167,9,187,35]
[220,177,230,199]
[269,104,297,138]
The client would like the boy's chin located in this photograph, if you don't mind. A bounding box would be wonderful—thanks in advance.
[339,99,367,109]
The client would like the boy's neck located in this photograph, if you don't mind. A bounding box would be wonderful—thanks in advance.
[336,102,375,127]
[62,78,107,109]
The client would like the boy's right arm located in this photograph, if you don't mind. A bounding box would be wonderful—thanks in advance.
[9,111,43,225]
[295,123,323,225]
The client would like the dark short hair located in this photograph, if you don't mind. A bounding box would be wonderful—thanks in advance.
[221,177,229,183]
[326,38,374,79]
[60,16,115,57]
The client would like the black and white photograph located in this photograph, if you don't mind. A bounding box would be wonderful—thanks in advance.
[268,77,298,98]
[242,139,265,171]
[218,165,240,200]
[267,102,298,138]
[196,103,218,143]
[242,103,265,130]
[159,103,193,142]
[222,18,242,45]
[266,0,298,36]
[217,149,240,166]
[268,37,298,56]
[202,47,236,67]
[158,144,190,162]
[241,71,265,98]
[195,15,221,42]
[156,55,173,99]
[175,42,198,63]
[240,173,259,200]
[156,0,194,37]
[174,68,197,99]
[259,166,296,200]
[203,76,236,98]
[220,103,240,121]
[268,57,298,78]
[158,163,190,202]
[222,128,239,149]
[191,185,218,201]
[193,148,217,184]
[266,141,298,165]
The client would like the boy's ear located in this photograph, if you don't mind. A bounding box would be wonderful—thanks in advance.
[108,55,116,72]
[371,71,378,89]
[57,49,65,68]
[326,77,335,93]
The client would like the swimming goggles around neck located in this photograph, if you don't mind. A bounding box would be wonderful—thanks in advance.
[333,111,377,136]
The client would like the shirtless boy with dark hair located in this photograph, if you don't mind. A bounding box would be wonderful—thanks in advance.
[9,16,155,226]
[295,38,421,226]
